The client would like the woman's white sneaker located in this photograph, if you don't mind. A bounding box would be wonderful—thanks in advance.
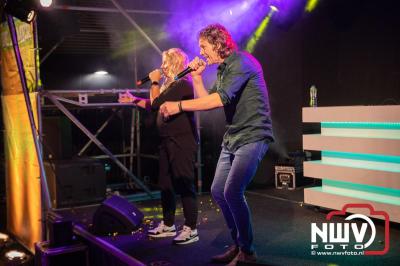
[148,221,176,238]
[173,225,199,245]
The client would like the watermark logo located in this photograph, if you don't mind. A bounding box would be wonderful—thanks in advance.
[310,203,390,256]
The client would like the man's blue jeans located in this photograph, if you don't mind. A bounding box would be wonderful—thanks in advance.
[211,140,269,254]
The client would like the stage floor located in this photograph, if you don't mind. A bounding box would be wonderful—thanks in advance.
[58,187,400,266]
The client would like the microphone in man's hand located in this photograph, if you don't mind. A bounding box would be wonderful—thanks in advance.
[136,76,150,86]
[174,67,193,81]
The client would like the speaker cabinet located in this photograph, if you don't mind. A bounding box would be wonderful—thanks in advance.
[47,212,73,248]
[35,241,88,266]
[44,159,106,208]
[92,195,144,235]
[42,116,72,160]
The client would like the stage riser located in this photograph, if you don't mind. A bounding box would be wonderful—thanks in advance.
[302,106,400,122]
[302,106,400,223]
[303,135,400,156]
[304,188,400,223]
[304,162,400,190]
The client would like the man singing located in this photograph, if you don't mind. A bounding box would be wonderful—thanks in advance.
[160,24,274,265]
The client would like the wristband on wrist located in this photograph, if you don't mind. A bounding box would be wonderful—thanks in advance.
[178,101,183,113]
[151,81,159,86]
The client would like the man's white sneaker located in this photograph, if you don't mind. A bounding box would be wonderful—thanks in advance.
[147,221,176,238]
[173,225,199,245]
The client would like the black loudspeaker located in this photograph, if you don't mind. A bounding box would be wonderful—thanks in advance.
[44,159,106,208]
[47,212,73,248]
[92,195,144,235]
[42,116,72,160]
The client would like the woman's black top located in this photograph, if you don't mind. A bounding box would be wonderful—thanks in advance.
[151,79,197,141]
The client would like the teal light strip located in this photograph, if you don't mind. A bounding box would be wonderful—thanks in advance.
[311,187,400,206]
[316,159,400,173]
[321,122,400,130]
[322,151,400,164]
[321,127,400,139]
[323,179,400,197]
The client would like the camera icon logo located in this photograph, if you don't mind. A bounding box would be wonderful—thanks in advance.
[311,203,390,256]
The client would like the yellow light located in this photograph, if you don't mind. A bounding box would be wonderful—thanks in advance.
[27,11,36,23]
[0,232,9,242]
[305,0,319,13]
[3,93,42,252]
[245,5,278,53]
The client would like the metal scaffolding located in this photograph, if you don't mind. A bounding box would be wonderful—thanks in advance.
[31,1,203,246]
[39,89,203,198]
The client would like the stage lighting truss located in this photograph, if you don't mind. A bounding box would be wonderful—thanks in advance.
[3,0,37,23]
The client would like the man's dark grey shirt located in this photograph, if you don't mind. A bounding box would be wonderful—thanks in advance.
[210,50,274,152]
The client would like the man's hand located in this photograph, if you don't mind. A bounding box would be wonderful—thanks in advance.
[118,90,135,103]
[160,101,180,119]
[189,57,207,77]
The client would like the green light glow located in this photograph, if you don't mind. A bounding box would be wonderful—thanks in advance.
[310,186,400,206]
[321,122,400,130]
[111,29,167,58]
[307,119,400,208]
[245,7,277,53]
[321,128,400,139]
[305,0,319,13]
[313,159,400,173]
[321,121,400,141]
[323,179,400,197]
[141,207,160,212]
[143,215,163,219]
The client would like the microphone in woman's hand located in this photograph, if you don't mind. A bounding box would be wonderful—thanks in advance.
[136,69,164,85]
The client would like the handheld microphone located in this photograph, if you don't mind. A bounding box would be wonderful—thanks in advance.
[174,67,193,81]
[136,76,150,86]
[136,69,163,86]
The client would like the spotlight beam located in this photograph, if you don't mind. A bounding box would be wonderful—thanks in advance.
[245,6,278,53]
[108,0,162,55]
[305,0,320,13]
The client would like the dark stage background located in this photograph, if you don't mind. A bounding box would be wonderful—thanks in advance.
[1,0,400,195]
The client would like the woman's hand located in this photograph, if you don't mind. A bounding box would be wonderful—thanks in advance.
[118,90,135,103]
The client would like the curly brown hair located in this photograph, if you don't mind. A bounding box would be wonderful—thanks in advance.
[198,24,237,59]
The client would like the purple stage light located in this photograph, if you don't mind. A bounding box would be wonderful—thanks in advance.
[241,1,250,10]
[164,0,270,86]
[165,0,269,56]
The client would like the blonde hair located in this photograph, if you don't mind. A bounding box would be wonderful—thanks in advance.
[161,48,189,90]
